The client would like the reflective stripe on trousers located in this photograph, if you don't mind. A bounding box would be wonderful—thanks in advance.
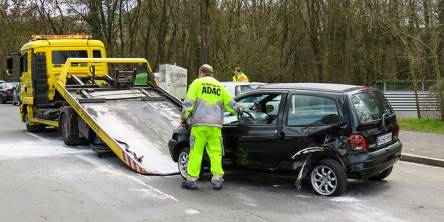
[187,126,224,178]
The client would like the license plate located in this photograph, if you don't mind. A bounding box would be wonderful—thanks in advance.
[377,132,392,146]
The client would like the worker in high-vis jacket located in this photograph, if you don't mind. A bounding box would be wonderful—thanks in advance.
[232,67,249,82]
[181,64,241,190]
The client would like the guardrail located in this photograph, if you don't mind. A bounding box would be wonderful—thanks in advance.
[384,91,440,111]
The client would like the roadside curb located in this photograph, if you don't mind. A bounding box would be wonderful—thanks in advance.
[401,153,444,168]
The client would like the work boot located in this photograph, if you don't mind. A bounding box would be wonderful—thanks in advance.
[182,176,198,190]
[211,175,224,191]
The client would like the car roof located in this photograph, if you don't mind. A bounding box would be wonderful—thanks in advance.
[220,82,265,86]
[258,83,365,92]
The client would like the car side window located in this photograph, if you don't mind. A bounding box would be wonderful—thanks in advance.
[287,95,339,126]
[236,93,282,125]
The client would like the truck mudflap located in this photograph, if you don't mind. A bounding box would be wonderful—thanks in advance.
[59,86,182,175]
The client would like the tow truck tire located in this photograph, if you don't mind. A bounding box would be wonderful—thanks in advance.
[309,159,347,196]
[369,166,393,181]
[24,112,44,133]
[60,107,81,146]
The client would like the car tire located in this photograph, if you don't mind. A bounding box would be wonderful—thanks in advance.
[178,147,190,180]
[309,159,347,196]
[60,107,81,146]
[369,166,393,181]
[177,147,204,180]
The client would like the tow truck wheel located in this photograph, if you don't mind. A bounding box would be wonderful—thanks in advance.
[24,112,44,133]
[60,107,81,145]
[309,159,347,196]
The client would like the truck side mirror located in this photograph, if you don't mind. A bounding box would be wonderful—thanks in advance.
[6,55,13,73]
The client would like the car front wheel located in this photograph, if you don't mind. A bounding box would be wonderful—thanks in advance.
[309,159,347,196]
[177,147,204,180]
[178,147,190,180]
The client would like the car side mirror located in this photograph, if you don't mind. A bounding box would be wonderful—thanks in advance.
[6,55,13,73]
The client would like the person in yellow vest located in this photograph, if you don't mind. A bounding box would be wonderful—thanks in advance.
[232,67,249,82]
[181,64,241,190]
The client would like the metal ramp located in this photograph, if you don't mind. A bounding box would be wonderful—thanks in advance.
[59,86,181,175]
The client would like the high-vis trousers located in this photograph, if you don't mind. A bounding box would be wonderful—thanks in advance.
[187,126,224,179]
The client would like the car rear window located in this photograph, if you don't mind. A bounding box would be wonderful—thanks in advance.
[351,90,393,123]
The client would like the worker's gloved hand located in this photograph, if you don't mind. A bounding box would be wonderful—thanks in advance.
[180,118,187,128]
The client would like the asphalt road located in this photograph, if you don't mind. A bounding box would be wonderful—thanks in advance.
[1,104,444,222]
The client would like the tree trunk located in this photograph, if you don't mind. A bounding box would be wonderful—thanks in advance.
[200,0,211,64]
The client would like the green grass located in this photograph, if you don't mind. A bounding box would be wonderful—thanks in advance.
[398,118,444,134]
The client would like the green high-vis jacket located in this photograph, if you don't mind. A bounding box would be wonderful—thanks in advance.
[182,76,238,127]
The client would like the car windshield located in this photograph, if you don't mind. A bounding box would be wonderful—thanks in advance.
[351,90,393,123]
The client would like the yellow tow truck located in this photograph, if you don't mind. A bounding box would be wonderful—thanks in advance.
[6,35,182,175]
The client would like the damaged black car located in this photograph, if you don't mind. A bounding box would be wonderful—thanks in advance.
[168,83,402,196]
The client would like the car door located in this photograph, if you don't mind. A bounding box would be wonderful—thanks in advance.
[19,51,33,105]
[233,91,287,168]
[281,93,343,158]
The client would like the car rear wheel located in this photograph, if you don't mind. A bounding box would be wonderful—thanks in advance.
[369,166,393,181]
[309,159,347,196]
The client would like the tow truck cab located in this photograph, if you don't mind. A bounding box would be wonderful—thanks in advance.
[6,35,107,130]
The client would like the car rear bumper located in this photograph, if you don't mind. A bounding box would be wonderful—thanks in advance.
[1,94,12,101]
[345,140,402,179]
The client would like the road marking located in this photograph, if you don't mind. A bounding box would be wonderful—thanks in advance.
[76,155,179,202]
[26,132,51,143]
[185,209,200,214]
